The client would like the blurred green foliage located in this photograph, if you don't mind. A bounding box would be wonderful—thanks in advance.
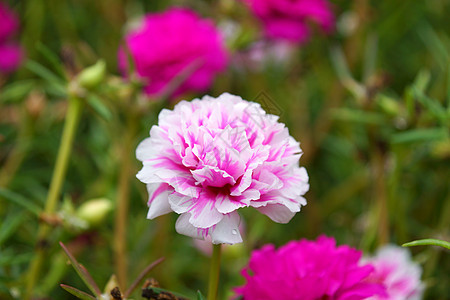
[0,0,449,299]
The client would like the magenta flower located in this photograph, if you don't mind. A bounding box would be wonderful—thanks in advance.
[364,245,424,300]
[136,93,309,244]
[244,0,335,43]
[0,2,22,74]
[235,236,387,300]
[118,8,228,98]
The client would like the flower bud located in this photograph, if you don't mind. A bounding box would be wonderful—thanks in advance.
[77,60,106,90]
[76,198,112,227]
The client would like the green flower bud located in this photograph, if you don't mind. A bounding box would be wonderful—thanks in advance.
[376,94,400,116]
[77,60,106,90]
[76,198,112,227]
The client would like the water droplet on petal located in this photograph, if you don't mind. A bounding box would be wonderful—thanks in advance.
[232,229,238,235]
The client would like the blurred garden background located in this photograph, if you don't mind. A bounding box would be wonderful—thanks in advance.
[0,0,449,299]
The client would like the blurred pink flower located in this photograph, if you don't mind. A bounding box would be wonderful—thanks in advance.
[364,245,424,300]
[244,0,335,43]
[118,8,228,98]
[0,2,23,73]
[136,93,309,244]
[235,235,387,300]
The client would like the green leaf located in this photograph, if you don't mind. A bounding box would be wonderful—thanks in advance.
[60,284,96,300]
[0,251,33,266]
[26,60,67,95]
[36,42,67,81]
[0,212,26,246]
[0,188,41,216]
[390,127,448,144]
[412,70,431,94]
[412,87,448,123]
[26,60,65,85]
[332,108,386,125]
[59,242,102,297]
[123,257,164,298]
[418,23,449,70]
[86,94,112,121]
[402,238,450,250]
[197,290,206,300]
[0,80,36,103]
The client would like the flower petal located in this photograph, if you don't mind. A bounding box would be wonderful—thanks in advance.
[210,212,242,244]
[146,183,172,219]
[175,213,205,240]
[257,203,296,223]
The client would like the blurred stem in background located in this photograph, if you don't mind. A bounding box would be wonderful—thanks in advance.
[114,110,139,289]
[25,95,83,299]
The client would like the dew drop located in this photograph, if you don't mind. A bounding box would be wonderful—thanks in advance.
[232,229,238,235]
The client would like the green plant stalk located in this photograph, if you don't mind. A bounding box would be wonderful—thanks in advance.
[25,96,83,299]
[373,148,389,246]
[114,113,138,289]
[207,244,222,300]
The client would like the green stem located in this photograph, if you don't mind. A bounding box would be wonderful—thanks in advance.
[25,96,83,299]
[207,244,222,300]
[114,113,138,289]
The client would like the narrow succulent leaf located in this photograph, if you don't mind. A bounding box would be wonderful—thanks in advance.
[390,128,448,144]
[196,290,207,300]
[87,94,112,121]
[0,188,41,216]
[403,239,450,250]
[79,264,103,296]
[329,46,366,100]
[123,257,164,298]
[0,212,26,246]
[332,108,386,125]
[412,70,431,93]
[60,284,96,300]
[418,23,449,70]
[0,251,33,266]
[0,80,36,103]
[363,34,378,83]
[36,42,67,81]
[59,242,102,297]
[412,88,448,123]
[26,60,66,86]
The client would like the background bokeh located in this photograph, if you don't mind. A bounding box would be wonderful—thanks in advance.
[0,0,449,299]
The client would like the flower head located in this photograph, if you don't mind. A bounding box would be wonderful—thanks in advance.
[364,245,424,300]
[235,236,387,300]
[244,0,335,43]
[119,8,228,98]
[0,2,22,74]
[136,93,309,244]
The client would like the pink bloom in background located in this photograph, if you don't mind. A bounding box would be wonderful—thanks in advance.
[0,2,22,73]
[136,93,309,244]
[364,245,424,300]
[119,8,228,98]
[244,0,335,43]
[235,236,387,300]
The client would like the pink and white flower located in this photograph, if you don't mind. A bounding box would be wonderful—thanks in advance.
[243,0,335,43]
[235,235,387,299]
[118,8,228,98]
[364,245,424,300]
[136,93,309,244]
